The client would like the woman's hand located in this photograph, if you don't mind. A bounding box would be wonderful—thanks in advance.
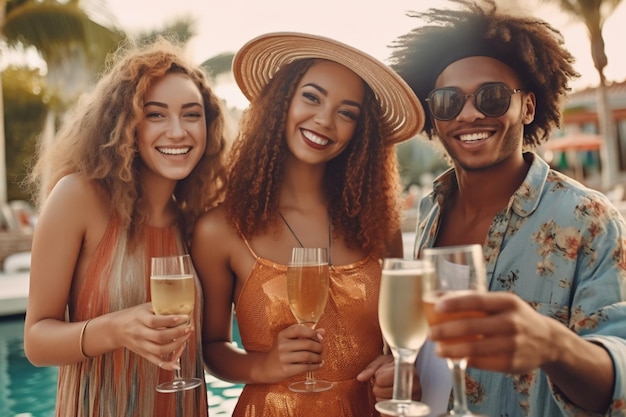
[255,323,325,383]
[357,354,422,401]
[110,302,193,370]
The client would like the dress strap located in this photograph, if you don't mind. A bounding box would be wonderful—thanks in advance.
[238,231,260,260]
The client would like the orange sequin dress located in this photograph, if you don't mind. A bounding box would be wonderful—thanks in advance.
[55,217,208,417]
[232,238,384,417]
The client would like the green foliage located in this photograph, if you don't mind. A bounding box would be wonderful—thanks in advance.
[134,16,196,46]
[2,0,125,70]
[396,135,449,189]
[0,1,202,206]
[201,52,235,80]
[2,66,48,202]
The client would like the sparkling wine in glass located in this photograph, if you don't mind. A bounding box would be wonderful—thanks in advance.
[150,254,203,393]
[375,258,432,417]
[286,247,333,393]
[421,244,488,417]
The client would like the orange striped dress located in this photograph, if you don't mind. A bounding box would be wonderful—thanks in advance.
[55,217,208,417]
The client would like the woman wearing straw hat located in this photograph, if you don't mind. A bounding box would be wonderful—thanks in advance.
[191,32,424,416]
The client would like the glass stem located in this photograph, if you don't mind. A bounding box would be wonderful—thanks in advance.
[304,321,317,384]
[392,348,419,402]
[305,370,316,384]
[448,358,470,413]
[174,358,182,381]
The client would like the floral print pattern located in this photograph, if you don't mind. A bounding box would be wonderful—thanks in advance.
[416,153,626,417]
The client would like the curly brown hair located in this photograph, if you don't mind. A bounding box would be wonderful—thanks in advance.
[28,37,229,244]
[224,58,402,257]
[389,0,579,148]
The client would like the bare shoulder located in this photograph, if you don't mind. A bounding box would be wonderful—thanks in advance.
[36,174,112,266]
[49,173,96,202]
[191,204,243,261]
[41,174,109,225]
[193,204,235,241]
[190,204,255,304]
[190,204,240,280]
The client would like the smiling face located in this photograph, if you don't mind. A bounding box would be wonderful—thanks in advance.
[432,56,535,172]
[136,72,207,182]
[285,59,365,166]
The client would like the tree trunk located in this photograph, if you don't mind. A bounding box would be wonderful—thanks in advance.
[0,0,7,204]
[597,72,619,190]
[0,73,7,205]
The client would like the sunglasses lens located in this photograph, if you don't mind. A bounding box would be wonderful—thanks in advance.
[427,88,463,121]
[476,84,512,117]
[427,83,517,121]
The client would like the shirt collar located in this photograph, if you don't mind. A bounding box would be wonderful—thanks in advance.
[430,152,549,218]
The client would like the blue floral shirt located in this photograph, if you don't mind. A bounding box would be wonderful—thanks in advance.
[415,153,626,417]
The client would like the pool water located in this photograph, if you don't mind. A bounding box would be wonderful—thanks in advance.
[0,315,243,417]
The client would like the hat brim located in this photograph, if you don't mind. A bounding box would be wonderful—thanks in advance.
[233,32,424,144]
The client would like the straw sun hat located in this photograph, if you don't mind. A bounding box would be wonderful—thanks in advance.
[232,32,424,144]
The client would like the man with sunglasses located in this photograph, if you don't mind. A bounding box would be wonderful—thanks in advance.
[385,1,626,416]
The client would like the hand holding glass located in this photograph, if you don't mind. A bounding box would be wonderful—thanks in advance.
[422,244,487,417]
[375,258,432,417]
[150,254,203,393]
[286,247,333,393]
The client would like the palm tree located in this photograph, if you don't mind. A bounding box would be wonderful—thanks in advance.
[134,15,196,46]
[2,66,48,201]
[0,0,125,204]
[540,0,623,189]
[201,52,235,81]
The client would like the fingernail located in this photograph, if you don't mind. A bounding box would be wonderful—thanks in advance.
[317,333,324,341]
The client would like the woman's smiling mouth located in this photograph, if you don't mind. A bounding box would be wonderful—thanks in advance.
[302,129,330,146]
[157,147,191,155]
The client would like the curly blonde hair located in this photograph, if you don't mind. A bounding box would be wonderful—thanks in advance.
[29,37,229,243]
[224,58,402,257]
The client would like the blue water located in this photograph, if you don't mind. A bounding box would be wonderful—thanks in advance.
[0,315,243,417]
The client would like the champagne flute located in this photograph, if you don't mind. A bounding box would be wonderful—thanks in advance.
[375,258,432,417]
[286,247,333,393]
[150,254,203,393]
[421,244,488,417]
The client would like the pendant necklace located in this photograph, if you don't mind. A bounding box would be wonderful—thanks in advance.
[278,211,332,265]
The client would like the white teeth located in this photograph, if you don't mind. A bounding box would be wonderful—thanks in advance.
[158,147,190,155]
[302,130,329,146]
[459,132,489,142]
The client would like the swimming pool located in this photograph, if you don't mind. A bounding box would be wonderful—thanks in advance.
[0,314,243,417]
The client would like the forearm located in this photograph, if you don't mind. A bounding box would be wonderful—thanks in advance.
[24,314,118,366]
[543,322,614,414]
[203,341,270,384]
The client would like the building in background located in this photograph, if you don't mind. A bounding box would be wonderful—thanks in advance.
[540,80,626,191]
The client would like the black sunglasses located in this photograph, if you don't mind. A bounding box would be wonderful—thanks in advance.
[425,82,524,121]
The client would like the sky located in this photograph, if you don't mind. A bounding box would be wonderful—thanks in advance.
[103,0,626,109]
